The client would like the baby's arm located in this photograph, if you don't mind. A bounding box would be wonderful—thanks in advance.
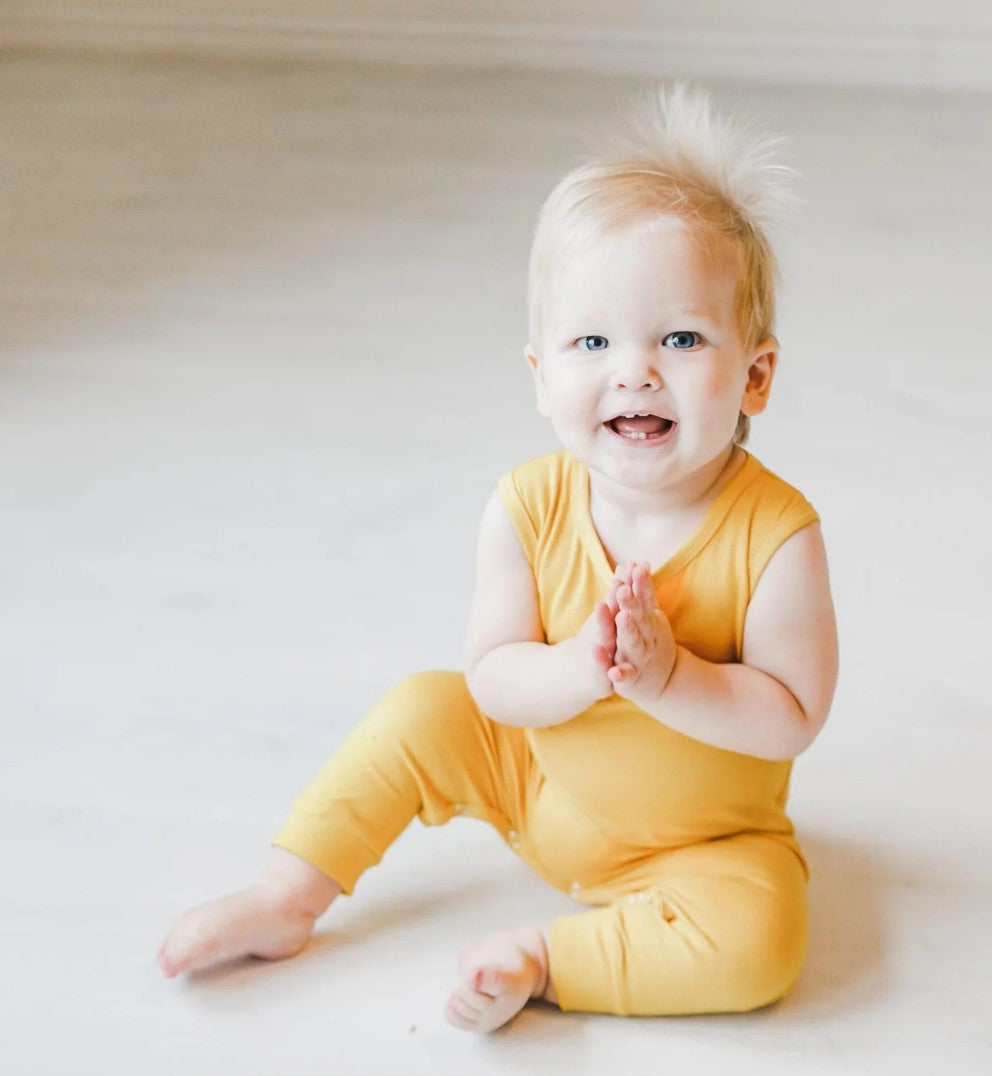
[611,523,838,760]
[463,489,619,728]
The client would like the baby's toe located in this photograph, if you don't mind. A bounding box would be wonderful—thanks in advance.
[452,982,486,1014]
[444,999,477,1029]
[445,986,486,1028]
[471,967,507,998]
[156,936,187,978]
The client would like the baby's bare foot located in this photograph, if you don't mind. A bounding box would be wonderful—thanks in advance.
[157,886,315,977]
[444,926,555,1033]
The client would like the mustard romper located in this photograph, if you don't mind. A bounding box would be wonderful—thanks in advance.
[274,449,820,1016]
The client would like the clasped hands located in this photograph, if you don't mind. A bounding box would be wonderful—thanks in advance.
[581,561,678,708]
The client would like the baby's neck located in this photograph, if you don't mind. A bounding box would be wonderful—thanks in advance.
[590,444,742,520]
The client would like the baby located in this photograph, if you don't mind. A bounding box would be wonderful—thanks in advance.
[158,86,838,1033]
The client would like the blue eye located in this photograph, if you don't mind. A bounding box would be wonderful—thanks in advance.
[663,331,702,350]
[577,335,609,352]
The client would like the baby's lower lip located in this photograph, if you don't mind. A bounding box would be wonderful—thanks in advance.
[603,420,677,445]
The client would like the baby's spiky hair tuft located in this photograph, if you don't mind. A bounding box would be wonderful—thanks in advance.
[527,86,798,445]
[620,84,799,243]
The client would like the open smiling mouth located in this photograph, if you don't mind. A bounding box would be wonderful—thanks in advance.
[604,412,677,442]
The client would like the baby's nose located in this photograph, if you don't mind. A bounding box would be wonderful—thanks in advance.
[614,374,661,390]
[612,347,662,390]
[613,366,662,391]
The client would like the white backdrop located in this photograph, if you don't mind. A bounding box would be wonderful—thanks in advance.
[2,0,992,90]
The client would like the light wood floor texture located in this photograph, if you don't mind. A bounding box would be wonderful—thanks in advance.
[2,51,990,1075]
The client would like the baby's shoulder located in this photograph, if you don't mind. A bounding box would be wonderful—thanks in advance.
[496,450,577,551]
[499,449,575,507]
[729,455,821,582]
[739,455,817,522]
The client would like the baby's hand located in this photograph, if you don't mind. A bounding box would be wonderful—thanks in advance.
[563,576,622,704]
[608,562,678,708]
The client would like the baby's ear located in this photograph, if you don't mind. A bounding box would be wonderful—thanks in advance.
[525,346,551,417]
[740,340,777,417]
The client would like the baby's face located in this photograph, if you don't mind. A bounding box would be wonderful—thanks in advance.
[527,218,772,496]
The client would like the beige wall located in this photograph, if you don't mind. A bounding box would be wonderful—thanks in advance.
[3,1,991,90]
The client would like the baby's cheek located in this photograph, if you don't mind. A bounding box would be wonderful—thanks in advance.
[556,377,595,407]
[702,366,739,400]
[700,370,748,428]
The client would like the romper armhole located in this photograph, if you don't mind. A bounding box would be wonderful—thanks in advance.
[748,502,821,593]
[498,469,540,567]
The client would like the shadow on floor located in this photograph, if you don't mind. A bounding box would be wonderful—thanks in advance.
[781,831,890,1016]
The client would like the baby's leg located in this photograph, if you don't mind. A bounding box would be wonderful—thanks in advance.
[547,837,808,1016]
[268,671,535,895]
[159,671,535,983]
[157,846,341,977]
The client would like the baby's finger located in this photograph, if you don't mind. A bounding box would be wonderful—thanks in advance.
[592,644,613,670]
[605,574,624,616]
[594,601,617,647]
[632,564,654,606]
[617,583,637,610]
[615,609,644,667]
[620,609,648,655]
[608,662,637,684]
[620,590,654,648]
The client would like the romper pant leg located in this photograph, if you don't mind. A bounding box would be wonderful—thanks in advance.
[272,671,536,895]
[549,834,808,1016]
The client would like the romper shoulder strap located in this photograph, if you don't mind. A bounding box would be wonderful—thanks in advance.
[496,450,570,567]
[735,458,820,594]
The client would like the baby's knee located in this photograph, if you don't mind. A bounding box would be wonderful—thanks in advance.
[718,889,808,1012]
[365,670,478,742]
[627,876,807,1014]
[379,670,472,719]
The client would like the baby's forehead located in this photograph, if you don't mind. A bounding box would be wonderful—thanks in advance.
[551,214,730,268]
[542,221,739,303]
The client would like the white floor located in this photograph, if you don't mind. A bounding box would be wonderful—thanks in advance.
[2,51,991,1076]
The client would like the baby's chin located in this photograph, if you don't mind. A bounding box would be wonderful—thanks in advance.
[583,453,682,493]
[595,434,682,476]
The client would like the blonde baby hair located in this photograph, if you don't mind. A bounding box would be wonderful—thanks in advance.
[527,85,797,445]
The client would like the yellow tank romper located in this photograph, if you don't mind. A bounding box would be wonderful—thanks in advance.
[273,449,819,1016]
